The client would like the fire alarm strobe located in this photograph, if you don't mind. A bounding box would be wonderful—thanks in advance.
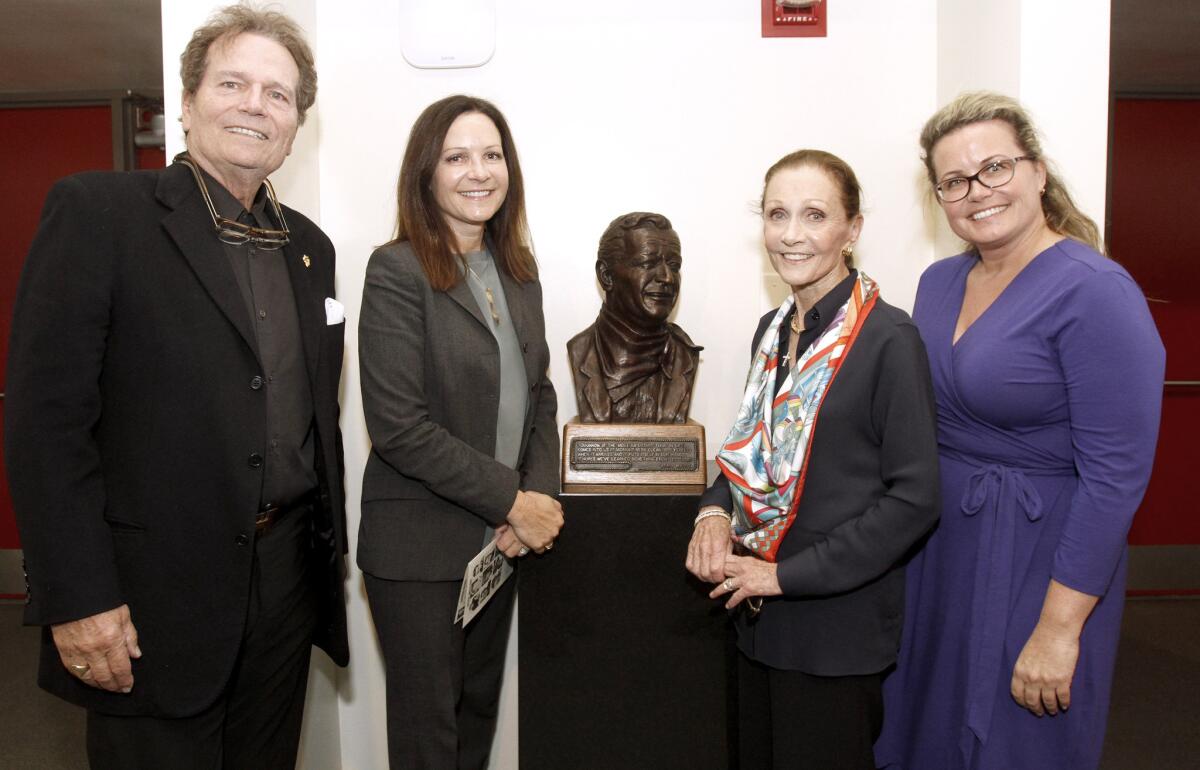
[761,0,828,38]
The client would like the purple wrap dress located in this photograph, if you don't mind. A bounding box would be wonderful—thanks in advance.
[875,239,1164,770]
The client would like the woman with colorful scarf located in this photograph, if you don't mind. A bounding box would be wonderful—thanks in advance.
[685,149,941,769]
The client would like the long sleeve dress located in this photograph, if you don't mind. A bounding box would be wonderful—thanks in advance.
[875,239,1165,770]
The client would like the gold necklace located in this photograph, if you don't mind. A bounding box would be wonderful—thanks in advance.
[466,264,501,326]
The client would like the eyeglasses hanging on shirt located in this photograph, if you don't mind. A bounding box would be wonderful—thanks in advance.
[173,152,291,250]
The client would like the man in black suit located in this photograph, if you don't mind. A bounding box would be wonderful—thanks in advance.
[4,6,346,768]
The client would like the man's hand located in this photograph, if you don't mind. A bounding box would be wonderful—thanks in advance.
[506,490,563,553]
[51,604,141,693]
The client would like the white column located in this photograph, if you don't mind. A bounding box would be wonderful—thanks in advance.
[159,4,339,770]
[935,0,1111,255]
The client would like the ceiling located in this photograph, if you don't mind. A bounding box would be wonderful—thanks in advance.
[1111,0,1200,93]
[0,0,163,94]
[0,0,1196,96]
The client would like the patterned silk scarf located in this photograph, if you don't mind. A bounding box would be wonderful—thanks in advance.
[716,273,879,561]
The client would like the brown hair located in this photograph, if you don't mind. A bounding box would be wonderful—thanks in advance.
[761,149,863,266]
[389,95,537,291]
[919,91,1102,253]
[180,3,317,124]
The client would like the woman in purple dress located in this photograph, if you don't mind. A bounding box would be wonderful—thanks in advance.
[875,92,1165,769]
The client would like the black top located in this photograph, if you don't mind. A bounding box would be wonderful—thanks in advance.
[702,278,941,675]
[207,169,316,509]
[763,271,854,398]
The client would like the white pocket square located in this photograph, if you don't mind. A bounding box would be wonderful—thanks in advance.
[325,297,345,325]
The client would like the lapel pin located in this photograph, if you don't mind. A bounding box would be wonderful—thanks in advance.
[302,254,311,268]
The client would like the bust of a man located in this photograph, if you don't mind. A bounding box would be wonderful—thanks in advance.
[567,212,702,424]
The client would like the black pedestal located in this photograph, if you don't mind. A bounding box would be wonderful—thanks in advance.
[519,491,734,769]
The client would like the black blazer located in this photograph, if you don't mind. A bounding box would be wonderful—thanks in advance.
[703,298,940,676]
[357,241,559,581]
[4,164,348,717]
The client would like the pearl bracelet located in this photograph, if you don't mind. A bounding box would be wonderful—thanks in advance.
[693,508,732,527]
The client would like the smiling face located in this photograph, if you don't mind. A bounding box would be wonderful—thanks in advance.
[762,164,862,302]
[600,227,682,330]
[930,119,1048,255]
[432,111,510,253]
[181,32,300,206]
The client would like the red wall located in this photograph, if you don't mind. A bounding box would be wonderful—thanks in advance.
[0,105,116,549]
[1110,98,1200,545]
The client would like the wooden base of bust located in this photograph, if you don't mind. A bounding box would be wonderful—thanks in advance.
[561,418,707,495]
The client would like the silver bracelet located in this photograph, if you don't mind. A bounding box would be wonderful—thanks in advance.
[693,508,732,527]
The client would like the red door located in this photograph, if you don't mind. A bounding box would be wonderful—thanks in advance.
[1,105,121,597]
[1109,97,1200,591]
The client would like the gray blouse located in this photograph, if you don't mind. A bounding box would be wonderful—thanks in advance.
[463,249,529,471]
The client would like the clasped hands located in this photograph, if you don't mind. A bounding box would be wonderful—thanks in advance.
[685,515,781,609]
[495,489,563,559]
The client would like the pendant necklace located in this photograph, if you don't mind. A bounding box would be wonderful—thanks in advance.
[783,310,802,366]
[466,264,501,326]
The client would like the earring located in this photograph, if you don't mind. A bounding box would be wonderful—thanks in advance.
[840,244,854,258]
[1040,187,1046,196]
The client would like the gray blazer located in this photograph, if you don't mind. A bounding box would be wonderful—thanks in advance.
[357,241,559,581]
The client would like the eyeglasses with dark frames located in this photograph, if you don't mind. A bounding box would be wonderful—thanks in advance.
[934,156,1034,203]
[173,153,291,249]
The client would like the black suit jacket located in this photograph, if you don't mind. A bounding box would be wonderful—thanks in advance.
[356,241,559,581]
[4,163,348,717]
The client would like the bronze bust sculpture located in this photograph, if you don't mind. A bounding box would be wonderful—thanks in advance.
[567,212,702,424]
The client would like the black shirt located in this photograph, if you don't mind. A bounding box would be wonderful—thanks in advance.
[776,270,857,393]
[205,170,316,509]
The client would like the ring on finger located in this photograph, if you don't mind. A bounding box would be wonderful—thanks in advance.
[518,546,530,556]
[70,663,91,677]
[723,578,734,592]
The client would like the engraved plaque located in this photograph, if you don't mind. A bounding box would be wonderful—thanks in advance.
[570,439,699,473]
[561,419,707,494]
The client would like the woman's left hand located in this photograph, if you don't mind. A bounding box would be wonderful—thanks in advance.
[1010,621,1080,717]
[710,554,783,609]
[1010,579,1096,717]
[494,524,531,558]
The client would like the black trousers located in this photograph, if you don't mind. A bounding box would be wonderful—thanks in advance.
[736,652,884,770]
[86,506,318,770]
[364,572,516,770]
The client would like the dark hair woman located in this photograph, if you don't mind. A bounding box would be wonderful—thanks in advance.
[357,94,563,768]
[685,149,940,768]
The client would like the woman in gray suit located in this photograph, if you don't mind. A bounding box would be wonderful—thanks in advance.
[358,94,563,769]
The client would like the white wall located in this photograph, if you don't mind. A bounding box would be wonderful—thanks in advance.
[158,2,1107,768]
[934,0,1111,255]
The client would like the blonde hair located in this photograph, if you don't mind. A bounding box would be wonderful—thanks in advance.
[919,91,1102,253]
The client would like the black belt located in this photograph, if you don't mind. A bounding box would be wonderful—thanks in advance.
[255,489,317,534]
